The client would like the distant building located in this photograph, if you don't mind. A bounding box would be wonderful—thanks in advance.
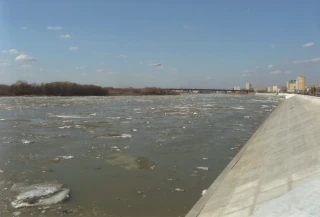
[296,76,306,93]
[267,87,273,92]
[272,86,280,93]
[254,88,267,93]
[245,82,252,90]
[233,86,241,91]
[286,80,296,93]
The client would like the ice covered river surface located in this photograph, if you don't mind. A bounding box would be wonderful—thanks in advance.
[0,94,282,217]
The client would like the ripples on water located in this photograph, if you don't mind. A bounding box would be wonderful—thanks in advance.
[0,95,282,217]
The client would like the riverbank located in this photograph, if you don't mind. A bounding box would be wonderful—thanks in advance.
[186,95,320,217]
[0,81,179,96]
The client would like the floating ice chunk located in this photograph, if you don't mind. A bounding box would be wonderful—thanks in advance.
[56,115,85,119]
[232,106,244,110]
[121,134,132,138]
[192,112,198,115]
[58,126,71,129]
[175,188,185,192]
[90,113,96,116]
[0,170,3,173]
[58,156,74,160]
[201,189,207,196]
[13,211,21,216]
[196,167,209,171]
[21,140,33,144]
[132,129,138,132]
[0,118,5,121]
[12,187,70,208]
[62,120,72,123]
[36,188,70,206]
[244,116,250,119]
[110,146,119,149]
[11,183,66,208]
[106,117,121,120]
[202,158,208,160]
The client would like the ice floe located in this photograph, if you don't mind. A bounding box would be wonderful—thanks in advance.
[11,183,70,208]
[196,167,208,171]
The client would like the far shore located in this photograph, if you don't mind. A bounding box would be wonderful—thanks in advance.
[0,81,179,97]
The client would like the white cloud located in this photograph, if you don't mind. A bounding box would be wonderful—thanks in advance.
[270,70,282,74]
[302,42,315,48]
[206,77,213,80]
[241,73,249,77]
[139,61,144,64]
[117,54,128,58]
[1,49,20,54]
[39,68,46,72]
[148,63,162,67]
[268,64,274,69]
[17,65,33,70]
[15,54,36,62]
[243,69,252,73]
[183,25,193,30]
[21,26,28,30]
[76,65,87,70]
[68,46,80,51]
[96,68,104,73]
[0,62,10,67]
[284,70,292,74]
[47,26,62,30]
[80,73,88,76]
[293,57,320,64]
[59,34,71,39]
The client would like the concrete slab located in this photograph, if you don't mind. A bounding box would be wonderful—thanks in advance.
[185,95,320,217]
[251,178,320,217]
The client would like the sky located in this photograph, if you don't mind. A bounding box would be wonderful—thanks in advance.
[0,0,320,88]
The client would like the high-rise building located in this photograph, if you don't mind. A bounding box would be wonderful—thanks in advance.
[273,86,280,93]
[286,80,296,93]
[296,76,306,93]
[245,82,252,90]
[233,86,241,91]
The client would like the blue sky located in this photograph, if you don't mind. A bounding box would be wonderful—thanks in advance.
[0,0,319,88]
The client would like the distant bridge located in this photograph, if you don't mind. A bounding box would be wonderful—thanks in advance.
[166,88,253,93]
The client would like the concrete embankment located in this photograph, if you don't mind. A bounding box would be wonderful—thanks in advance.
[186,95,320,217]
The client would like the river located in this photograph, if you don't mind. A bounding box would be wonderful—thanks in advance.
[0,94,281,217]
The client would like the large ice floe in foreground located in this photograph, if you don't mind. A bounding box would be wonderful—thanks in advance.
[10,182,70,208]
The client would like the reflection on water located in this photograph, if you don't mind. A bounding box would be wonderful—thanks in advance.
[0,94,281,217]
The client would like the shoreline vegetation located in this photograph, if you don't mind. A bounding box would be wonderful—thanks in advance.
[0,81,179,96]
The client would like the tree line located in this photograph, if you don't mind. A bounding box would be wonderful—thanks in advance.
[0,81,178,96]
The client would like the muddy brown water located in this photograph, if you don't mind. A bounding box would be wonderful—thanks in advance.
[0,94,281,217]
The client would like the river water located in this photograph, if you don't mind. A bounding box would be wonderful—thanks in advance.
[0,94,281,217]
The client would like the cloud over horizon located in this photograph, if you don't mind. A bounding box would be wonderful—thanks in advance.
[117,54,128,58]
[302,42,315,48]
[69,46,80,51]
[293,57,320,64]
[15,54,36,62]
[59,34,71,39]
[76,65,87,70]
[1,49,20,55]
[47,26,62,30]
